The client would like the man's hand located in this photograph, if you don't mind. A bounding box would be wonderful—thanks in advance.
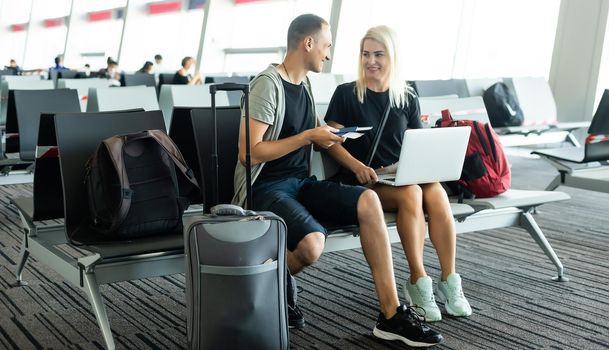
[305,125,345,149]
[352,163,378,185]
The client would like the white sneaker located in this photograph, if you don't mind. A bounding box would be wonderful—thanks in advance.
[436,273,472,317]
[404,276,442,322]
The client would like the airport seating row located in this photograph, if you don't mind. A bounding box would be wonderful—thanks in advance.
[412,77,591,147]
[0,79,238,182]
[8,98,571,349]
[416,94,609,194]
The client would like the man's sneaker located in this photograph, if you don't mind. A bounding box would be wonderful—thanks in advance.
[288,304,305,329]
[436,273,472,317]
[287,270,305,329]
[373,304,443,347]
[404,276,442,322]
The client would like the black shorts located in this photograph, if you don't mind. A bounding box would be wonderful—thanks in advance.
[252,176,366,251]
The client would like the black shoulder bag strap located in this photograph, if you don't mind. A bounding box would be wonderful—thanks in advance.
[364,101,392,167]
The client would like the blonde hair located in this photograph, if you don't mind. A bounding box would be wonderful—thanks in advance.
[355,25,413,108]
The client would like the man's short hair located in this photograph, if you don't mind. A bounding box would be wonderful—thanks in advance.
[54,56,62,65]
[154,54,162,61]
[287,14,328,50]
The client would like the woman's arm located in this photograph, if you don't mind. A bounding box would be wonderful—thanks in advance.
[189,72,203,85]
[326,121,378,185]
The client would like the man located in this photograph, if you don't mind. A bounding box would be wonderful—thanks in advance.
[154,54,163,69]
[153,54,165,82]
[49,55,68,71]
[98,59,121,85]
[232,14,443,348]
[4,59,21,75]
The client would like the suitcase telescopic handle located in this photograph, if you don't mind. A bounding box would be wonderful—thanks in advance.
[210,83,249,93]
[209,82,253,210]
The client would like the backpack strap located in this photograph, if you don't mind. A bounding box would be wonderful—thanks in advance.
[484,124,498,162]
[147,129,199,188]
[101,136,133,232]
[472,122,490,156]
[365,101,392,167]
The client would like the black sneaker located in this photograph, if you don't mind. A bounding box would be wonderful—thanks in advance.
[288,304,305,329]
[373,304,443,347]
[287,270,305,329]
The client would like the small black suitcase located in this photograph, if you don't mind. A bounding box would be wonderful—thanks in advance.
[184,83,289,350]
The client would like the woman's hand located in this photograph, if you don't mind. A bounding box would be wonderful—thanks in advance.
[352,163,378,185]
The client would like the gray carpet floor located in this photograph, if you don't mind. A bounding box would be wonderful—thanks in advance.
[1,152,608,349]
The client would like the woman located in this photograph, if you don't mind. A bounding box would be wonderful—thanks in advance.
[173,56,202,85]
[137,61,154,74]
[324,25,472,322]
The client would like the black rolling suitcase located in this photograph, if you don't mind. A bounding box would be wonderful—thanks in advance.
[184,83,289,350]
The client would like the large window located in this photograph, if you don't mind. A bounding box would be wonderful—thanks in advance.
[333,0,560,80]
[63,0,127,71]
[119,0,205,73]
[0,0,32,67]
[1,0,562,80]
[202,0,332,74]
[457,0,560,79]
[22,0,72,69]
[332,0,463,79]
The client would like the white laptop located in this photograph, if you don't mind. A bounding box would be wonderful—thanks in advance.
[377,126,471,186]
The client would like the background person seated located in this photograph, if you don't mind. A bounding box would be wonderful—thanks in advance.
[154,54,164,71]
[98,59,121,85]
[173,56,202,85]
[81,63,91,77]
[137,61,154,74]
[49,55,69,71]
[4,59,22,75]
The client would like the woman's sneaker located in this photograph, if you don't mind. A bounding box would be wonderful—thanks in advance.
[373,304,443,347]
[404,276,442,322]
[436,273,472,317]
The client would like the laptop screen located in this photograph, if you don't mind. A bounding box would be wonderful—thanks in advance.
[390,126,470,186]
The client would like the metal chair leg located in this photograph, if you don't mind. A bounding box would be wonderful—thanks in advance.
[83,272,116,350]
[519,211,568,282]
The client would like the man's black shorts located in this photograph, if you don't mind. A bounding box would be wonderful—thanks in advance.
[253,176,366,251]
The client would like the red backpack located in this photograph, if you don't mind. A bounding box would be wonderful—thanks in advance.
[436,109,511,199]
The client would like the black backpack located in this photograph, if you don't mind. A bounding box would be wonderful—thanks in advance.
[482,82,524,127]
[85,130,199,239]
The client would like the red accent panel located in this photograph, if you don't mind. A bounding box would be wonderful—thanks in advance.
[88,10,113,22]
[148,1,182,14]
[235,0,262,3]
[40,147,59,159]
[45,18,63,28]
[11,24,26,32]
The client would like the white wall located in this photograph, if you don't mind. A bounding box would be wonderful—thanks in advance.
[596,1,609,111]
[549,0,609,122]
